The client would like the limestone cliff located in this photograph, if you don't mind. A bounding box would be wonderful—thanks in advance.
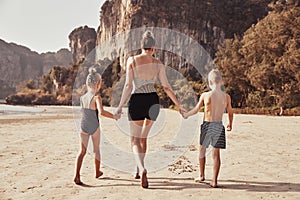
[0,39,71,98]
[96,0,273,70]
[69,26,97,64]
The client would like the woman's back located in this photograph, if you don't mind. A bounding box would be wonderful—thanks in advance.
[132,54,159,94]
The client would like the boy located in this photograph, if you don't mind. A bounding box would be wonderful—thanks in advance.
[183,69,233,188]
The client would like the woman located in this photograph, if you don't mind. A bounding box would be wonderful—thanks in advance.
[116,31,184,188]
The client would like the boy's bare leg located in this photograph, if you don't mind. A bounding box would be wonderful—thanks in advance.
[74,133,89,184]
[211,148,221,188]
[196,145,206,182]
[92,128,103,178]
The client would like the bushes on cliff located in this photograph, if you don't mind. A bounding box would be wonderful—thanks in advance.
[6,65,75,105]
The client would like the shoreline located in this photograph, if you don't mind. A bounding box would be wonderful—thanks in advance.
[0,104,299,116]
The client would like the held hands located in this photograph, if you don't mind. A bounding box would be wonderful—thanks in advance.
[113,113,121,120]
[178,106,188,119]
[182,112,189,119]
[113,107,123,120]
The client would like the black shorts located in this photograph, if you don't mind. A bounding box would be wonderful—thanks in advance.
[200,121,226,149]
[128,92,160,121]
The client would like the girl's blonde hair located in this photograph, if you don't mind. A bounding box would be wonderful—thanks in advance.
[86,67,101,88]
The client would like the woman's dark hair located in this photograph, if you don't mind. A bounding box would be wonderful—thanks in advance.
[141,31,155,50]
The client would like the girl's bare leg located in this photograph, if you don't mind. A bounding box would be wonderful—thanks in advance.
[91,127,103,178]
[74,132,89,184]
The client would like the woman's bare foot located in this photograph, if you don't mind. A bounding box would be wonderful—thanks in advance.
[95,171,103,178]
[210,181,218,188]
[135,173,141,179]
[194,176,205,183]
[135,166,140,179]
[141,170,148,188]
[74,177,83,185]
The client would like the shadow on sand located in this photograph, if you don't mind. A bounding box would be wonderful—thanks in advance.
[74,176,300,192]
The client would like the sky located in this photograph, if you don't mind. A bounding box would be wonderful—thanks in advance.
[0,0,105,53]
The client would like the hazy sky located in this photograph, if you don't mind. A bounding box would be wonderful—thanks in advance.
[0,0,105,53]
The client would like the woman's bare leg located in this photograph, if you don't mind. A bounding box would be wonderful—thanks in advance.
[130,120,149,188]
[91,127,103,178]
[130,121,144,172]
[74,132,89,184]
[135,119,154,179]
[141,119,154,155]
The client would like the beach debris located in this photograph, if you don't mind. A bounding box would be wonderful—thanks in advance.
[168,155,197,174]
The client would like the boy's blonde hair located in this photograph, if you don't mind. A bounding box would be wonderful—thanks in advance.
[208,69,222,86]
[86,67,101,88]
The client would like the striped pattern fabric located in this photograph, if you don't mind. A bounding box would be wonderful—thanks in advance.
[200,121,226,149]
[133,78,156,94]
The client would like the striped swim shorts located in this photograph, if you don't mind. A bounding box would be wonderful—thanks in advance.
[200,121,226,149]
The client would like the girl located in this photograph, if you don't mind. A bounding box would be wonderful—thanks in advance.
[74,67,120,185]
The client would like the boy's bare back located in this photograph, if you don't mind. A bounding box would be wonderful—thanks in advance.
[202,90,230,122]
[183,69,233,131]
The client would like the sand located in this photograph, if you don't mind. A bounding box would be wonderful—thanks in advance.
[1,106,300,200]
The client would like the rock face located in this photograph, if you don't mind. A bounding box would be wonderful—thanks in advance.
[0,39,71,98]
[96,0,273,69]
[69,26,97,64]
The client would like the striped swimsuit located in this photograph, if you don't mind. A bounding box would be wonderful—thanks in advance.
[80,95,99,135]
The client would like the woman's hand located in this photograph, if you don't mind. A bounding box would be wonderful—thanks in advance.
[182,112,189,119]
[115,107,123,115]
[178,106,186,115]
[113,113,121,120]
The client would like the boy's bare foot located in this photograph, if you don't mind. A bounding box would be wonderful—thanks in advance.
[74,177,83,185]
[96,171,103,178]
[194,176,205,183]
[141,170,148,188]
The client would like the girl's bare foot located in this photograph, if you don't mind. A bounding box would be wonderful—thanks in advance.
[96,171,103,178]
[194,176,205,183]
[74,177,83,185]
[141,170,148,188]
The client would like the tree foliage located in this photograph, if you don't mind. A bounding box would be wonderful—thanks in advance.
[215,1,300,108]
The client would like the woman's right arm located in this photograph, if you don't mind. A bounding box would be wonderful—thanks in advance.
[116,57,134,114]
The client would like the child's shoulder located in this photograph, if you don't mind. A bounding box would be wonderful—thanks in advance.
[94,95,102,101]
[201,91,211,97]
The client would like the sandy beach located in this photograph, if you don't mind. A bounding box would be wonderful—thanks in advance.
[1,106,300,200]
